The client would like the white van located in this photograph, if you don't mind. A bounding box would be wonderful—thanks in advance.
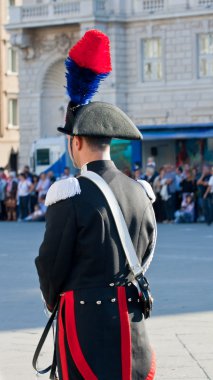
[30,135,76,177]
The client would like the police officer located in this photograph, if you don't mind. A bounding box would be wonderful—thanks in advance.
[35,30,157,380]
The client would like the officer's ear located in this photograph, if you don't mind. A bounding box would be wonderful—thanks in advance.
[74,136,83,151]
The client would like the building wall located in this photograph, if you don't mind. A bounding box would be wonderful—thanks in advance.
[6,0,213,169]
[0,0,20,169]
[125,16,213,126]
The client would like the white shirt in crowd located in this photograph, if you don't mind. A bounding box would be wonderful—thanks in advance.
[18,180,31,197]
[208,175,213,193]
[36,178,51,198]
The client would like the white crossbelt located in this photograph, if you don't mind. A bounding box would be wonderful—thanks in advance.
[81,170,145,278]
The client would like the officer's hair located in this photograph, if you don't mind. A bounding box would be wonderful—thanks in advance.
[84,137,112,151]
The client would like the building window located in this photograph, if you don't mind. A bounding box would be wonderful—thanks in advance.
[8,0,15,5]
[142,38,163,82]
[198,33,213,78]
[8,47,18,73]
[8,99,18,128]
[7,0,15,20]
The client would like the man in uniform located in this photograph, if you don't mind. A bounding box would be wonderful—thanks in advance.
[35,29,157,380]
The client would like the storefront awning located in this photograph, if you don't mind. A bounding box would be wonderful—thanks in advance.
[138,123,213,140]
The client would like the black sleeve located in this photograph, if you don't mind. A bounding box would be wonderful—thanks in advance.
[140,202,156,266]
[35,198,77,309]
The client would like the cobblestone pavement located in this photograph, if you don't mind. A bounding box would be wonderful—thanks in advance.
[0,222,212,380]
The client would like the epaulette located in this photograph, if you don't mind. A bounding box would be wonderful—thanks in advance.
[137,180,156,204]
[45,177,81,206]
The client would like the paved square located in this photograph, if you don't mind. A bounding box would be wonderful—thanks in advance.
[0,222,212,379]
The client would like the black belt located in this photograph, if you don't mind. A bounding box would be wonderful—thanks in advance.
[32,301,59,380]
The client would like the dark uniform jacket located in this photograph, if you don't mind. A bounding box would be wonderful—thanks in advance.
[35,160,156,380]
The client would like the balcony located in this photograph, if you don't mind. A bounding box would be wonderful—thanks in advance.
[7,0,110,29]
[6,0,213,30]
[132,0,213,16]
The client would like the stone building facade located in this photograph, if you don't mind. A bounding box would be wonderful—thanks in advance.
[6,0,213,170]
[0,0,20,170]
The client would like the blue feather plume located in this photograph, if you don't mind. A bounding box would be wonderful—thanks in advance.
[65,57,109,105]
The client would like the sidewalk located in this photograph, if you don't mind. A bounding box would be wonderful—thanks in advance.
[148,311,213,380]
[0,311,212,380]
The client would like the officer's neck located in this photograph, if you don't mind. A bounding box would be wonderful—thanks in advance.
[79,150,111,168]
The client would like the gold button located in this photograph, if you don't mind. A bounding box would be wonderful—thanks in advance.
[80,301,85,305]
[111,298,116,303]
[96,300,102,305]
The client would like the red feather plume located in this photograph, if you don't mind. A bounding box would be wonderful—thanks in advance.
[69,29,112,74]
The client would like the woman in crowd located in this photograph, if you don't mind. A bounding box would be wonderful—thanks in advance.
[35,172,51,199]
[5,172,18,221]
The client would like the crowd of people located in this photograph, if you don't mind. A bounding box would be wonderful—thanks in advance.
[0,160,213,224]
[0,165,71,222]
[131,158,213,225]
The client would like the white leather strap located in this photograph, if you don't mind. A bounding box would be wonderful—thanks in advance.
[81,171,143,277]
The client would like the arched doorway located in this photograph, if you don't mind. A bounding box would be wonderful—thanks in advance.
[40,60,67,137]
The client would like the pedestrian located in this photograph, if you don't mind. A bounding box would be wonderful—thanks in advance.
[29,174,39,213]
[34,30,157,380]
[24,195,47,222]
[36,172,51,199]
[163,164,176,222]
[153,167,166,222]
[0,167,7,180]
[181,168,196,195]
[5,171,18,221]
[192,166,200,222]
[175,166,183,210]
[142,165,158,187]
[146,156,156,169]
[23,165,33,182]
[197,165,211,224]
[47,171,56,185]
[132,163,143,180]
[174,193,195,223]
[203,166,213,225]
[61,166,72,179]
[17,173,31,220]
[0,169,7,220]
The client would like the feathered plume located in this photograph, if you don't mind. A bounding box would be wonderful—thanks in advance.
[65,29,112,105]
